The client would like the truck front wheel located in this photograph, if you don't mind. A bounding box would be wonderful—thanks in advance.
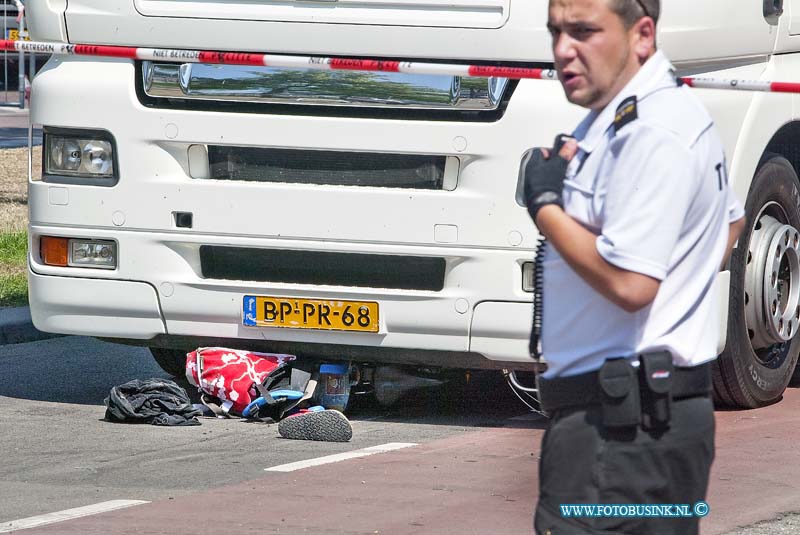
[714,155,800,408]
[149,347,187,378]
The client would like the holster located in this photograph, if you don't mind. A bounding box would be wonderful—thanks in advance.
[639,351,674,430]
[598,358,640,428]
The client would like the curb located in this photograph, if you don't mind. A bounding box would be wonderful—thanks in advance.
[0,306,65,345]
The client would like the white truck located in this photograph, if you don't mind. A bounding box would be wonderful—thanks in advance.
[24,0,800,408]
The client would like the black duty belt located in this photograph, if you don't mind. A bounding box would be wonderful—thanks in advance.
[537,360,711,414]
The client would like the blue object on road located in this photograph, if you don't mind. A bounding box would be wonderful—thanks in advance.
[314,363,352,412]
[241,390,305,418]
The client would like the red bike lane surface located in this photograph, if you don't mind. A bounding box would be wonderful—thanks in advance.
[14,389,800,535]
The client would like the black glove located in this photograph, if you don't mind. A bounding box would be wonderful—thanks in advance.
[522,134,573,222]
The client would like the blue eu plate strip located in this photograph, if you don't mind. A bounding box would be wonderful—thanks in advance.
[243,295,257,327]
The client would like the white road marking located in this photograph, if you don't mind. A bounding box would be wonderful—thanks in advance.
[0,500,149,533]
[265,442,418,472]
[509,412,548,422]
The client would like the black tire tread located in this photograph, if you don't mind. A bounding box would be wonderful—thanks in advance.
[711,360,736,408]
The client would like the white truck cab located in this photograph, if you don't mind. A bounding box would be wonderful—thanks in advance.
[25,0,800,408]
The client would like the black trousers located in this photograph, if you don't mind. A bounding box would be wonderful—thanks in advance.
[534,395,715,535]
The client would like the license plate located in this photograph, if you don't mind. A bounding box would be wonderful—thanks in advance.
[243,295,379,333]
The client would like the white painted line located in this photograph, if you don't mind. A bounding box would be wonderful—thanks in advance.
[509,413,548,422]
[0,500,149,533]
[265,442,418,473]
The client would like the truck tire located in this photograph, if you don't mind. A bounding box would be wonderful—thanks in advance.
[149,347,187,378]
[714,155,800,408]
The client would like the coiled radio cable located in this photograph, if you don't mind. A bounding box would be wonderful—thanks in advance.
[529,235,547,360]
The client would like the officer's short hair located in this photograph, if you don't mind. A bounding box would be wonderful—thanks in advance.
[609,0,660,28]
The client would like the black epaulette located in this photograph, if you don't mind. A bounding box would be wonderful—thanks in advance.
[613,95,638,134]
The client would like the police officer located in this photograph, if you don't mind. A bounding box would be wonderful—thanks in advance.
[524,1,746,534]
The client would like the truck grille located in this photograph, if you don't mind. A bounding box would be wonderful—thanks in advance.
[200,246,446,291]
[205,145,451,189]
[143,62,510,111]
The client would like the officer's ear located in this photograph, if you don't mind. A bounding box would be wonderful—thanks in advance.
[629,16,656,64]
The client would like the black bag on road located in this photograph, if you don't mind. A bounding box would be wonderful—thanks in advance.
[104,378,202,426]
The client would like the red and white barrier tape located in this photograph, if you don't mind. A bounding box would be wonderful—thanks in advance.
[681,77,800,94]
[0,40,558,79]
[5,39,800,94]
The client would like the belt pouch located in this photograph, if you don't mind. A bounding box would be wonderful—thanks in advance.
[640,352,673,430]
[598,358,640,428]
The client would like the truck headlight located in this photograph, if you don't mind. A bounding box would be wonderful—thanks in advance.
[40,236,117,270]
[43,128,117,185]
[70,240,117,269]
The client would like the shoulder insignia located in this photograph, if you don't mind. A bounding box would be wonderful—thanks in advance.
[614,95,638,134]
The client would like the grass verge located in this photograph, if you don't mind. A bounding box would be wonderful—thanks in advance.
[0,230,28,307]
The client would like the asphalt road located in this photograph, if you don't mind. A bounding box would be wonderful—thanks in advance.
[0,126,40,148]
[0,335,530,526]
[0,107,40,148]
[2,335,800,534]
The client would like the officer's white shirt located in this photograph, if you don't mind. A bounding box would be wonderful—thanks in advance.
[541,50,745,379]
